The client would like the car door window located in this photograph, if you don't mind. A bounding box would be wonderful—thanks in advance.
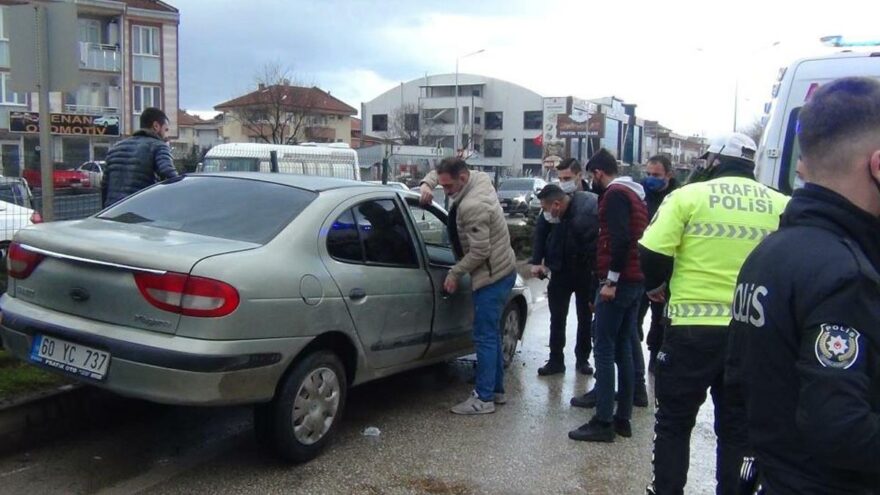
[354,199,418,267]
[408,203,449,248]
[327,208,363,263]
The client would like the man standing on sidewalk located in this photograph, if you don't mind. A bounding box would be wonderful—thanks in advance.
[639,155,679,373]
[420,158,517,415]
[569,149,648,442]
[529,180,599,376]
[102,107,177,207]
[640,133,789,494]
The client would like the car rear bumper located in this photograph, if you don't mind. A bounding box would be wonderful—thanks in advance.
[0,296,313,406]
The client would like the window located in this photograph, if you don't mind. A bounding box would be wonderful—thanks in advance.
[132,26,160,56]
[0,73,26,105]
[133,85,161,113]
[524,111,542,130]
[523,139,542,159]
[0,8,9,67]
[372,114,388,132]
[408,204,449,248]
[485,111,503,130]
[327,209,362,262]
[78,19,101,44]
[779,107,802,194]
[99,176,317,244]
[404,113,419,132]
[485,139,502,158]
[354,200,417,266]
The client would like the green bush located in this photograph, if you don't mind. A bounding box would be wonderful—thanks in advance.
[508,221,535,260]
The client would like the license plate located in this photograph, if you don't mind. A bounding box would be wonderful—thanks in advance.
[29,334,111,381]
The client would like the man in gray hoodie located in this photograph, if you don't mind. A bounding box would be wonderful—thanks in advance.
[420,158,517,415]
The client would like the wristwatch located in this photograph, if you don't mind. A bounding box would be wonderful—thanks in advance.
[603,279,617,288]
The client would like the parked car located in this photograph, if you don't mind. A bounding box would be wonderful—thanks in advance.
[366,180,408,191]
[76,161,105,189]
[496,178,545,217]
[0,173,531,463]
[0,177,40,266]
[409,185,449,210]
[21,168,91,191]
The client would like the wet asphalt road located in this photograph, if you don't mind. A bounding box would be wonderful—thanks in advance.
[0,277,719,494]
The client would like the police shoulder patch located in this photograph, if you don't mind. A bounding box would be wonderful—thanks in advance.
[814,323,861,369]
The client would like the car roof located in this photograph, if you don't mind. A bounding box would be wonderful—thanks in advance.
[192,172,382,192]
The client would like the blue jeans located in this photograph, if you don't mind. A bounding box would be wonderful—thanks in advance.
[593,282,643,422]
[472,271,517,402]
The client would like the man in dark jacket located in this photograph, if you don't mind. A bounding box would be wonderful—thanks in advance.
[569,149,648,442]
[639,155,679,372]
[102,107,178,207]
[530,180,599,377]
[726,77,880,494]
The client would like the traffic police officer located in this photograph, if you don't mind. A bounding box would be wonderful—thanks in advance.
[639,133,790,495]
[727,77,880,494]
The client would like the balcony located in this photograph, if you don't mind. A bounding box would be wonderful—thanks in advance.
[305,125,337,142]
[80,43,121,72]
[421,96,485,111]
[64,104,119,116]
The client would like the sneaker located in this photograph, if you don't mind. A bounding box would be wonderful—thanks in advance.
[494,393,507,405]
[450,392,495,415]
[568,417,615,442]
[634,383,649,408]
[537,360,566,376]
[570,390,598,408]
[613,417,632,438]
[576,362,595,375]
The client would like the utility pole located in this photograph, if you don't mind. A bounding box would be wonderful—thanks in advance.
[36,5,53,221]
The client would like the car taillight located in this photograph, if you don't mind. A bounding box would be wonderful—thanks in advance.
[30,212,42,224]
[134,271,239,318]
[7,242,45,279]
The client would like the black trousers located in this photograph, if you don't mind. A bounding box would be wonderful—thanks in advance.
[637,293,666,352]
[650,325,748,495]
[546,270,594,365]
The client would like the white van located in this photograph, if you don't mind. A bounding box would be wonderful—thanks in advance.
[756,51,880,192]
[199,142,361,181]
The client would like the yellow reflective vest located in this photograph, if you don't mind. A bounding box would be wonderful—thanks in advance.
[639,176,790,326]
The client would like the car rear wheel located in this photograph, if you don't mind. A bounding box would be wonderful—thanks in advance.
[501,302,523,368]
[258,350,347,463]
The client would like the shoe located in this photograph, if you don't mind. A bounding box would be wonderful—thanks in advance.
[570,390,597,408]
[494,393,507,405]
[613,417,632,438]
[538,360,566,376]
[576,362,595,375]
[634,383,649,408]
[450,392,495,415]
[568,417,615,442]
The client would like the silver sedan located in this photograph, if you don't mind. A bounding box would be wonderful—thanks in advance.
[0,173,531,463]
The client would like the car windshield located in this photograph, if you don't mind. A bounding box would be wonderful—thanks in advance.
[98,176,317,243]
[200,157,261,172]
[498,179,535,191]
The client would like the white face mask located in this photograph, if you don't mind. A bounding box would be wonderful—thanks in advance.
[543,210,560,224]
[559,180,577,194]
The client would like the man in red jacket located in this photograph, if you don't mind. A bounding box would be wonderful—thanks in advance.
[569,148,649,442]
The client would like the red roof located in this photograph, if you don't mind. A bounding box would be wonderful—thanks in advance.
[215,85,357,116]
[351,117,362,132]
[123,0,178,13]
[178,110,207,127]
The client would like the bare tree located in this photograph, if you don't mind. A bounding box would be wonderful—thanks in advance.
[225,63,320,145]
[740,117,766,146]
[380,104,445,147]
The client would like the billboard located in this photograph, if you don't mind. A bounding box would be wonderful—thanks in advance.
[10,111,120,136]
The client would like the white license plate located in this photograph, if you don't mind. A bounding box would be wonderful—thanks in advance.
[29,334,111,381]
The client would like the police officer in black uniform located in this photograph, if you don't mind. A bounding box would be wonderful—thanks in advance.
[726,77,880,494]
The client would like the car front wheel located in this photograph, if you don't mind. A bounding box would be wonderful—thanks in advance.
[501,302,523,368]
[257,350,347,463]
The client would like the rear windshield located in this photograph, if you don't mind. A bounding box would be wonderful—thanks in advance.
[498,179,535,191]
[98,176,316,243]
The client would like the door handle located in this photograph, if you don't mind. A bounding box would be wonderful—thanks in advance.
[349,288,366,300]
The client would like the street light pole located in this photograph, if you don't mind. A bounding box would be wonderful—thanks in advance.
[454,49,485,153]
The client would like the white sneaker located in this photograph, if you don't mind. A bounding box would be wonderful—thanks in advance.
[450,392,496,415]
[494,393,507,405]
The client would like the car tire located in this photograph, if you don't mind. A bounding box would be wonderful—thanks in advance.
[501,302,523,368]
[266,350,347,463]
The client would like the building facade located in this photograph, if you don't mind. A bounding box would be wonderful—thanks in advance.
[214,85,357,145]
[171,109,222,162]
[0,0,179,177]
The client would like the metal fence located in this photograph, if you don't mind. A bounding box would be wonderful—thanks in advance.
[31,190,103,221]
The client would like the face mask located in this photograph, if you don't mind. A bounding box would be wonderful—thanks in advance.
[543,210,560,224]
[644,176,666,192]
[559,180,577,194]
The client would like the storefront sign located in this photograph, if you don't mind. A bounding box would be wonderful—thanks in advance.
[10,111,120,136]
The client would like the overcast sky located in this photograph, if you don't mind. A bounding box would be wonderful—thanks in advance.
[179,0,880,137]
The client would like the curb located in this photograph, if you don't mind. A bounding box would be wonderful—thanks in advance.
[0,384,116,456]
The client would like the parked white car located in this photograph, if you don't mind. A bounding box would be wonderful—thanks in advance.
[76,161,105,188]
[0,177,40,260]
